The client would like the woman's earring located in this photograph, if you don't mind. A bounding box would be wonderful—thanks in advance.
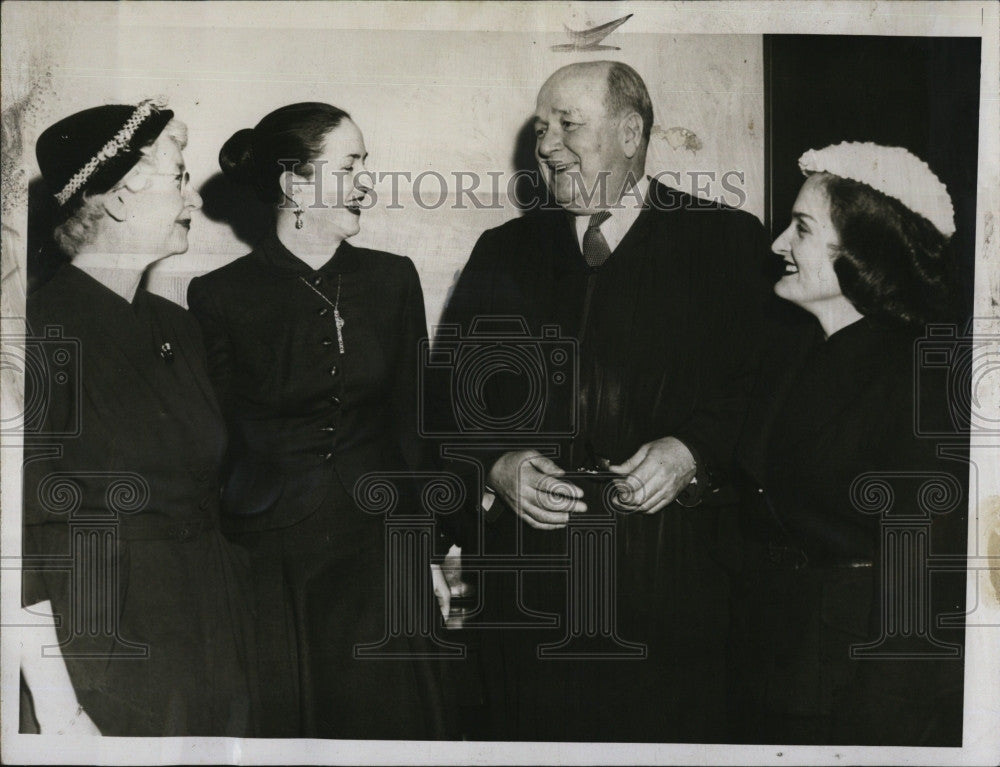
[284,193,305,230]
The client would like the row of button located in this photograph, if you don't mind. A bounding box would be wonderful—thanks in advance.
[316,272,341,463]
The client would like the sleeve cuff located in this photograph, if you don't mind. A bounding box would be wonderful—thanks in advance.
[482,486,504,523]
[673,438,712,508]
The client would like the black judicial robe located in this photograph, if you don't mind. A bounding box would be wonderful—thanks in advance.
[187,234,451,739]
[22,264,257,736]
[436,180,771,741]
[733,316,967,745]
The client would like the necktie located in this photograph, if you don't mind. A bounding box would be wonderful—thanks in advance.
[582,211,612,268]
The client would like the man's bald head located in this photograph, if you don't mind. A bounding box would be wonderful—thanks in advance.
[541,61,653,146]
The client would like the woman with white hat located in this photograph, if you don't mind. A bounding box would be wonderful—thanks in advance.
[733,142,968,745]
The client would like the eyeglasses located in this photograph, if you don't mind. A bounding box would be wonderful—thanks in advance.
[147,170,192,192]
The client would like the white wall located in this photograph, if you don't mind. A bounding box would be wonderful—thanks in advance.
[8,3,763,326]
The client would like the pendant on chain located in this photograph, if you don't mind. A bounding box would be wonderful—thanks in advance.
[300,274,346,354]
[334,307,346,353]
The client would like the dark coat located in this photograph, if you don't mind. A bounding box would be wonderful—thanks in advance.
[22,264,257,737]
[733,315,968,745]
[434,179,772,741]
[438,180,770,487]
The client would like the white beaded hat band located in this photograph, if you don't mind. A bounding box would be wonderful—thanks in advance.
[36,99,173,208]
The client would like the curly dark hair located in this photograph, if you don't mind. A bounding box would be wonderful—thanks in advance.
[816,173,962,327]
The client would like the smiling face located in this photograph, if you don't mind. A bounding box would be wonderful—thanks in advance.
[534,66,640,214]
[116,130,202,261]
[772,174,845,310]
[301,119,370,241]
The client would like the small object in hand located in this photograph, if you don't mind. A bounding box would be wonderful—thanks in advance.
[573,466,619,483]
[578,437,617,481]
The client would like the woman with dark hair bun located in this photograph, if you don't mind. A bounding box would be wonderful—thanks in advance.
[732,142,968,745]
[187,102,453,738]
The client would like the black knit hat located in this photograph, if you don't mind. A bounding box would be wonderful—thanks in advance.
[35,101,174,209]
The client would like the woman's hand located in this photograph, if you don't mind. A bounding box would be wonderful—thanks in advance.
[52,705,101,736]
[20,600,101,735]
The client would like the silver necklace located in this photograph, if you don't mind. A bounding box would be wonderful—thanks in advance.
[300,274,345,353]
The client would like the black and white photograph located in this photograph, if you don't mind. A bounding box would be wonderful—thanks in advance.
[1,1,998,764]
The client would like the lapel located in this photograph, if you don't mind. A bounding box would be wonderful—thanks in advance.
[583,180,680,357]
[135,288,223,421]
[608,178,660,260]
[546,177,667,275]
[39,265,214,421]
[33,267,166,440]
[771,318,893,455]
[577,178,681,279]
[741,307,825,483]
[546,209,587,279]
[49,265,156,375]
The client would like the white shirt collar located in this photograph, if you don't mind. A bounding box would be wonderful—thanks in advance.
[572,175,650,256]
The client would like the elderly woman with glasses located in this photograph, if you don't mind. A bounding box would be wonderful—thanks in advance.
[20,101,257,736]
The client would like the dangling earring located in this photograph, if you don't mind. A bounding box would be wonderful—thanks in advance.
[284,193,304,230]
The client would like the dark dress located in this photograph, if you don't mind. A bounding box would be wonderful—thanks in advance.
[187,233,451,739]
[733,315,967,745]
[21,264,258,737]
[434,180,771,742]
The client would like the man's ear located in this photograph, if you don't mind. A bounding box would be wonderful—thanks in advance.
[621,112,643,160]
[102,191,128,222]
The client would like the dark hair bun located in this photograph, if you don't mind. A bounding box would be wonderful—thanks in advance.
[218,103,351,205]
[218,128,258,186]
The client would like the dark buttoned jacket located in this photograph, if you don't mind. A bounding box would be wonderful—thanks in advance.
[188,234,429,532]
